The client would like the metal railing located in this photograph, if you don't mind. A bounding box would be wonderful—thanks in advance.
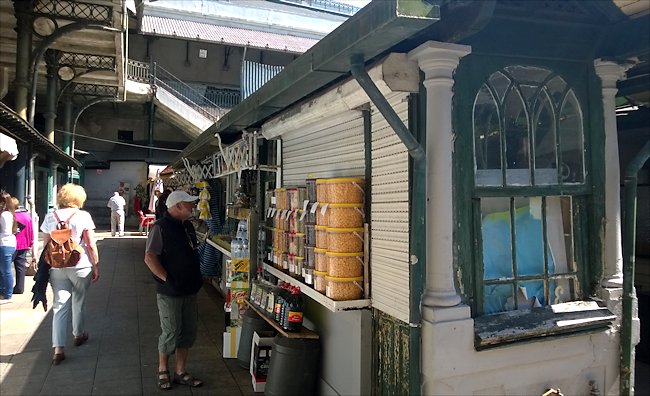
[126,59,232,122]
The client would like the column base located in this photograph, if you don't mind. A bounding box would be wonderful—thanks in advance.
[421,303,471,323]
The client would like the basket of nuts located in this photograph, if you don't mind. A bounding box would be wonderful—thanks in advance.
[326,227,364,253]
[326,251,363,277]
[328,203,364,228]
[325,178,365,204]
[314,270,327,293]
[316,203,330,226]
[325,275,364,301]
[315,248,327,272]
[316,178,329,203]
[315,225,328,249]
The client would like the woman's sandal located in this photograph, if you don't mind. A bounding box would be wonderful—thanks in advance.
[173,372,203,387]
[158,370,172,390]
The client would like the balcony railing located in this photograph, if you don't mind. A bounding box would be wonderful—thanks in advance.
[126,59,239,122]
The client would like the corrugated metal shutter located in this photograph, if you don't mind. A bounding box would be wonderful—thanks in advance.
[282,111,365,186]
[241,60,284,100]
[370,93,410,323]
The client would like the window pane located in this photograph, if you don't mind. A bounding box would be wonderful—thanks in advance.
[552,277,578,304]
[533,90,558,185]
[481,197,513,280]
[484,284,513,315]
[518,280,546,306]
[503,87,530,185]
[553,196,575,272]
[514,197,546,276]
[488,71,510,103]
[559,90,584,183]
[474,84,502,186]
[504,65,551,85]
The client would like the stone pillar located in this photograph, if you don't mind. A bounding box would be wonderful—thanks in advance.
[408,41,472,310]
[594,59,628,288]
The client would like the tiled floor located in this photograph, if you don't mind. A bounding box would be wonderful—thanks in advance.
[0,232,256,396]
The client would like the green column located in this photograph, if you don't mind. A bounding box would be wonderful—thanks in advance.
[12,0,32,120]
[44,50,58,143]
[48,162,57,211]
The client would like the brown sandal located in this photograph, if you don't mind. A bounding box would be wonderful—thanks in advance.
[173,372,203,387]
[158,370,172,390]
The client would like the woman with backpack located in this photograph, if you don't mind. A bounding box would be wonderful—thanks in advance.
[40,183,100,365]
[0,191,17,302]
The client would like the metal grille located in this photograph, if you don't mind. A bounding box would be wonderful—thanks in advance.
[71,83,118,97]
[370,93,410,323]
[59,52,115,70]
[34,0,112,24]
[241,60,284,100]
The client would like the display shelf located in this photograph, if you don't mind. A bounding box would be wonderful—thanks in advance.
[243,299,319,339]
[226,206,251,221]
[263,263,371,312]
[206,237,232,258]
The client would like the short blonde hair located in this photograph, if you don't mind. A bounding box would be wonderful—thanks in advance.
[57,183,87,208]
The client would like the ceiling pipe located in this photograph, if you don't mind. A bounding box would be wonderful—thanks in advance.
[349,53,425,161]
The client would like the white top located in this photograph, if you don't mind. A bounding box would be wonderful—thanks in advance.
[107,194,126,212]
[0,211,17,248]
[41,208,96,268]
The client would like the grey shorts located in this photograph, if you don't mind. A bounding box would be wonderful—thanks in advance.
[156,293,198,355]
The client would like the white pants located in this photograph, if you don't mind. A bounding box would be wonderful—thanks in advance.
[50,267,92,347]
[110,210,125,236]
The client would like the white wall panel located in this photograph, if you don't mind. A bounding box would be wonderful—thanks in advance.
[370,94,411,323]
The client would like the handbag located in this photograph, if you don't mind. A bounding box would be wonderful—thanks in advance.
[26,257,37,276]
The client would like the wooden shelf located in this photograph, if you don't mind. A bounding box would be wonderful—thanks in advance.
[243,299,319,339]
[263,263,371,312]
[206,238,232,258]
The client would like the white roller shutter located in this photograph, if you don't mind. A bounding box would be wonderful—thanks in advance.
[282,111,365,186]
[370,93,411,323]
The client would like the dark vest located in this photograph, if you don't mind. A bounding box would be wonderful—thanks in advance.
[155,213,203,296]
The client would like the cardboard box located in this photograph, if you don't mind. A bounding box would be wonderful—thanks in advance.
[222,326,242,358]
[250,331,275,392]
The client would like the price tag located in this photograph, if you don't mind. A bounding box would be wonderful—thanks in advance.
[266,208,271,218]
[281,210,288,220]
[274,209,281,218]
[302,200,309,211]
[299,210,307,222]
[285,210,293,220]
[320,203,329,216]
[310,202,319,214]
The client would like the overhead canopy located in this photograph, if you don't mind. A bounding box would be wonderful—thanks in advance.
[0,102,81,168]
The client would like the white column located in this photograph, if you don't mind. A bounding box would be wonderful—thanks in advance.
[594,59,628,288]
[408,42,471,309]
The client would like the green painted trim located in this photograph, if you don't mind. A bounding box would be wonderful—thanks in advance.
[363,108,372,221]
[408,92,423,396]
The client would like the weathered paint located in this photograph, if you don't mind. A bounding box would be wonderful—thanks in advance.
[374,310,411,396]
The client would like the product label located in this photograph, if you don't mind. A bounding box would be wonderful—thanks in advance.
[303,200,309,211]
[310,202,319,214]
[320,203,329,216]
[287,311,303,323]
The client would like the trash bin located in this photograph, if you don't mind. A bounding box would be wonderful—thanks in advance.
[265,336,320,396]
[237,308,274,369]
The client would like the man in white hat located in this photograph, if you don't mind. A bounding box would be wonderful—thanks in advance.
[144,190,204,390]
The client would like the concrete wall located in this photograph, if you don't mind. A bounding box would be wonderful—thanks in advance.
[84,161,147,227]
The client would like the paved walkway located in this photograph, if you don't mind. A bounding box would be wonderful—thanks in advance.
[0,232,255,396]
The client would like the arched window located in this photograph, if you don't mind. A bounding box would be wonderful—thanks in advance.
[471,66,587,315]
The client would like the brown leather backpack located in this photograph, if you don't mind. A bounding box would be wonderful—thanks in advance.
[44,211,84,268]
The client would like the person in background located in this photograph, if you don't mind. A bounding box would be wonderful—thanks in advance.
[11,197,33,294]
[0,191,17,302]
[41,183,100,365]
[144,190,203,390]
[155,189,172,220]
[107,191,126,237]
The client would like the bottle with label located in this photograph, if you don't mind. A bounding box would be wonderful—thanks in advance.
[274,282,288,323]
[283,286,304,332]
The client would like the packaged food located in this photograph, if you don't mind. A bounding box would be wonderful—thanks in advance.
[306,179,317,202]
[325,276,364,301]
[316,178,329,203]
[294,256,304,280]
[326,227,364,253]
[303,268,314,286]
[315,248,327,272]
[314,270,327,293]
[288,187,307,210]
[326,251,364,277]
[304,246,315,269]
[328,203,364,228]
[325,178,365,204]
[316,203,329,226]
[315,225,328,249]
[275,188,287,210]
[289,233,305,256]
[305,225,316,247]
[289,211,305,234]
